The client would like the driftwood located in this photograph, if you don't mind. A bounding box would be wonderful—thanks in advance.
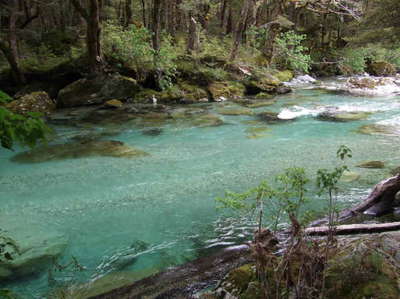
[311,174,400,226]
[305,222,400,236]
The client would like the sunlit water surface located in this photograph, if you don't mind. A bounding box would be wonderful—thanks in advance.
[0,88,399,297]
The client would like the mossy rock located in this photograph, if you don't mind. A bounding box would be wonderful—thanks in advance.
[254,93,275,100]
[217,107,253,116]
[104,99,123,108]
[221,264,256,295]
[317,111,371,122]
[257,111,289,123]
[191,114,224,127]
[57,75,141,108]
[274,70,294,82]
[367,61,396,77]
[12,140,149,163]
[245,127,271,134]
[325,241,400,299]
[340,170,360,183]
[208,81,245,100]
[243,73,281,95]
[356,124,399,136]
[177,81,208,102]
[7,91,55,115]
[134,87,183,103]
[356,161,385,169]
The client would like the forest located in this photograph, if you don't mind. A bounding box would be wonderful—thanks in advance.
[1,0,400,298]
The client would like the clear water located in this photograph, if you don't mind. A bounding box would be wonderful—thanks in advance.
[1,88,400,297]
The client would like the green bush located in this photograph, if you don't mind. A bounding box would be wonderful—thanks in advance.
[338,48,367,74]
[0,90,13,105]
[0,107,50,150]
[273,31,311,73]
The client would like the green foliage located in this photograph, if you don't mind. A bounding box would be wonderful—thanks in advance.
[103,22,178,89]
[337,48,367,75]
[273,31,311,73]
[0,90,12,105]
[0,107,50,150]
[247,26,269,50]
[217,167,310,230]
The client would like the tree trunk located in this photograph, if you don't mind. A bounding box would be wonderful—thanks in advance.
[0,40,25,84]
[230,0,253,61]
[151,0,162,52]
[311,174,400,227]
[125,0,133,27]
[187,13,199,54]
[306,222,400,236]
[71,0,103,74]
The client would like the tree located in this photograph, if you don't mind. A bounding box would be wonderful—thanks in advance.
[71,0,103,74]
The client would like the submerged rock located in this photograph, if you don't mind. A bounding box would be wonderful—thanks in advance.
[356,161,385,169]
[191,114,224,127]
[257,111,291,123]
[142,128,163,136]
[340,170,360,183]
[0,232,67,281]
[317,111,371,122]
[7,91,55,115]
[104,99,123,108]
[217,107,254,116]
[12,140,149,163]
[356,124,400,136]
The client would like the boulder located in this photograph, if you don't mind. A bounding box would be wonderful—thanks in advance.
[6,91,55,115]
[367,61,396,77]
[274,70,294,82]
[0,232,67,281]
[243,74,281,95]
[317,111,371,122]
[340,170,360,183]
[208,81,245,101]
[217,107,254,116]
[356,161,385,169]
[57,75,141,108]
[104,99,123,108]
[356,124,399,136]
[12,140,149,163]
[257,111,290,123]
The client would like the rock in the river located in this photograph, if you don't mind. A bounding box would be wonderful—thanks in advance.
[208,81,245,101]
[0,232,67,280]
[191,114,224,127]
[217,107,254,116]
[12,140,149,163]
[57,75,140,108]
[104,99,123,108]
[340,170,360,183]
[356,124,400,136]
[356,161,385,169]
[243,74,281,95]
[367,61,396,77]
[257,111,291,123]
[317,111,371,122]
[7,91,55,115]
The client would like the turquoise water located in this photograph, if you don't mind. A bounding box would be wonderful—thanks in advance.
[1,88,400,297]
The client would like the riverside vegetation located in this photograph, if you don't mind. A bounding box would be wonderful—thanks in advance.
[1,0,400,298]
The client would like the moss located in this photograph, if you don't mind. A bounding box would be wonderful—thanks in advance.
[356,161,385,169]
[317,111,371,122]
[217,107,254,116]
[7,91,55,115]
[254,93,275,100]
[191,114,224,127]
[367,61,396,77]
[208,81,245,100]
[274,70,294,82]
[356,124,398,136]
[240,281,263,299]
[177,81,208,102]
[222,264,256,294]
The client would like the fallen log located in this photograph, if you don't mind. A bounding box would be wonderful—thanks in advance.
[311,174,400,226]
[305,221,400,236]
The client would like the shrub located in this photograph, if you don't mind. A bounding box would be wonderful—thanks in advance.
[273,31,311,73]
[0,90,13,105]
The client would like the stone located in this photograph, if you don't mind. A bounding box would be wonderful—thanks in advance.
[208,81,245,100]
[12,140,149,163]
[0,232,67,281]
[104,99,123,108]
[367,61,396,77]
[7,91,55,115]
[317,111,371,122]
[191,114,224,127]
[356,161,385,169]
[390,167,400,176]
[340,170,360,183]
[217,108,254,116]
[356,124,399,136]
[243,74,281,95]
[274,70,294,82]
[57,75,141,108]
[257,111,290,123]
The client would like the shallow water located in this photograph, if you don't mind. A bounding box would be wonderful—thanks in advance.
[1,88,400,297]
